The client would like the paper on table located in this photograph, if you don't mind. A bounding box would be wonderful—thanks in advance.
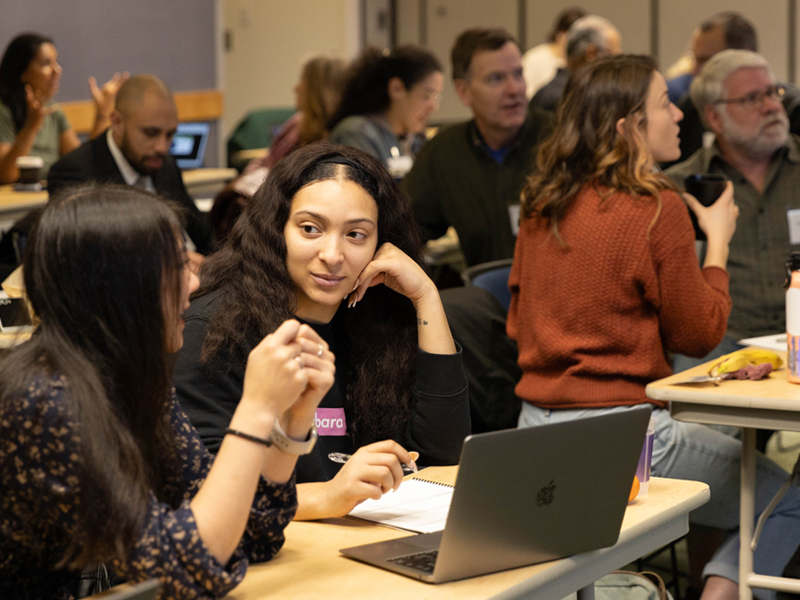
[347,478,453,534]
[738,334,786,353]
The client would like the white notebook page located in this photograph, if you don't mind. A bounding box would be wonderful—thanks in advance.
[347,478,453,533]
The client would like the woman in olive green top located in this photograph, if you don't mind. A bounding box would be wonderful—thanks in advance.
[0,33,127,183]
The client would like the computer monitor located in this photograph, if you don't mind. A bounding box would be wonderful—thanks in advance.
[170,122,210,170]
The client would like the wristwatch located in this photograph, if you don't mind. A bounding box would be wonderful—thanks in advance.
[269,419,318,455]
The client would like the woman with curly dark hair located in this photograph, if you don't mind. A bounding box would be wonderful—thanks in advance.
[175,142,470,520]
[328,46,442,177]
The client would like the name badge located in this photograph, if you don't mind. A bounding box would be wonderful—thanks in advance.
[788,209,800,245]
[387,155,413,179]
[315,407,347,436]
[508,204,521,236]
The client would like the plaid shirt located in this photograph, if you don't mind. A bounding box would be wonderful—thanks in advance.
[666,134,800,339]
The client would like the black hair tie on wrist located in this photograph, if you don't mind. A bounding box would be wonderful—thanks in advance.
[225,427,272,447]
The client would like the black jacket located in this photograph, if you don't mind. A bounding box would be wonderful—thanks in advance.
[47,130,215,254]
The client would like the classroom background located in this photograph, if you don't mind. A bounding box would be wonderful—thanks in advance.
[3,0,798,170]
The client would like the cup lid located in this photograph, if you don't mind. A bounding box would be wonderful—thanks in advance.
[16,156,44,168]
[785,252,800,287]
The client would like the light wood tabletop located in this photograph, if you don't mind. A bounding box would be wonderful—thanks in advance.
[647,351,800,600]
[0,168,238,225]
[226,472,709,600]
[646,349,800,429]
[181,168,237,188]
[0,184,47,221]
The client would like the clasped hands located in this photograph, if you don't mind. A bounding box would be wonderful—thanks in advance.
[242,320,335,441]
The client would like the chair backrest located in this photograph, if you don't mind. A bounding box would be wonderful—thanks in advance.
[440,286,522,433]
[226,107,296,170]
[461,258,513,311]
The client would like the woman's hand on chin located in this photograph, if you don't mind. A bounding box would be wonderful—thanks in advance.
[349,242,436,308]
[350,243,457,355]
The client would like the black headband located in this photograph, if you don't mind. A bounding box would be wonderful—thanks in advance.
[317,155,364,171]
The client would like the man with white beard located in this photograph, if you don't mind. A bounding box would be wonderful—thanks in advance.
[668,49,796,367]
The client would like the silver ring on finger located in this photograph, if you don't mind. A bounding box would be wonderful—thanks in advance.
[317,344,324,358]
[295,356,304,368]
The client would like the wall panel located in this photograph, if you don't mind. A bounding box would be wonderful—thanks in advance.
[222,0,359,139]
[524,0,651,58]
[1,0,220,164]
[659,0,789,82]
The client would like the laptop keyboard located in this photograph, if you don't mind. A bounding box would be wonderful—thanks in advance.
[388,549,439,574]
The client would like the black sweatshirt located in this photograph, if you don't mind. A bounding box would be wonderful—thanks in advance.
[173,290,471,483]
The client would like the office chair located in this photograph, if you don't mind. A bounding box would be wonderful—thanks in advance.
[460,258,514,312]
[226,107,296,171]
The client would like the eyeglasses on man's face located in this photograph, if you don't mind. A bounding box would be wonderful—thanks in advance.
[713,85,786,111]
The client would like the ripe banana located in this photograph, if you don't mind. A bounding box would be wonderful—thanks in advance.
[708,348,783,377]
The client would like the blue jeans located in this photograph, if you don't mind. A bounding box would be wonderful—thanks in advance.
[519,403,800,600]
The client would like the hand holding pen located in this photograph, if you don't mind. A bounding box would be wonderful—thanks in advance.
[303,441,419,517]
[329,450,420,476]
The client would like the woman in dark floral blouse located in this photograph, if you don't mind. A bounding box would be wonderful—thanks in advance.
[0,184,335,599]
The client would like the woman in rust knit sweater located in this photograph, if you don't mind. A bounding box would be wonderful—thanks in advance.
[509,55,800,600]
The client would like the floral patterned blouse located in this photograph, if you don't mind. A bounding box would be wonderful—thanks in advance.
[0,375,297,599]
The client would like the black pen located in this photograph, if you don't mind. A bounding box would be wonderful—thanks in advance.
[328,451,419,475]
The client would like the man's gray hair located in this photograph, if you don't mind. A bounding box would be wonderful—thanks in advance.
[690,49,772,128]
[566,15,618,60]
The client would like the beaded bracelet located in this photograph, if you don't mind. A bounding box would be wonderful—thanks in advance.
[225,427,273,447]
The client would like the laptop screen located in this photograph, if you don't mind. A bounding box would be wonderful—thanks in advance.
[170,122,210,170]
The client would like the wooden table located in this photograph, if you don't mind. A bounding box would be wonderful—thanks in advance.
[226,474,709,600]
[647,352,800,599]
[0,168,237,229]
[0,185,47,224]
[182,167,237,203]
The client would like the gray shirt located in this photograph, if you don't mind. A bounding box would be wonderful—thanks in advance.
[0,102,70,180]
[666,135,800,338]
[328,114,424,173]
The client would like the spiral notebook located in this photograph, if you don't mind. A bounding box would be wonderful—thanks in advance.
[348,473,454,533]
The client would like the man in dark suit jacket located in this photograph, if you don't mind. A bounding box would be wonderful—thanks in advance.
[48,74,214,257]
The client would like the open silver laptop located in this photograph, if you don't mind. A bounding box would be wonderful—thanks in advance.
[340,406,651,583]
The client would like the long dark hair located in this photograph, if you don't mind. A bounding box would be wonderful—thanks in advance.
[198,142,424,436]
[0,33,52,132]
[522,55,676,239]
[0,185,183,567]
[329,45,441,129]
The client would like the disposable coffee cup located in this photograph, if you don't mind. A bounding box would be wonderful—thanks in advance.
[15,156,44,188]
[684,173,728,241]
[635,416,656,497]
